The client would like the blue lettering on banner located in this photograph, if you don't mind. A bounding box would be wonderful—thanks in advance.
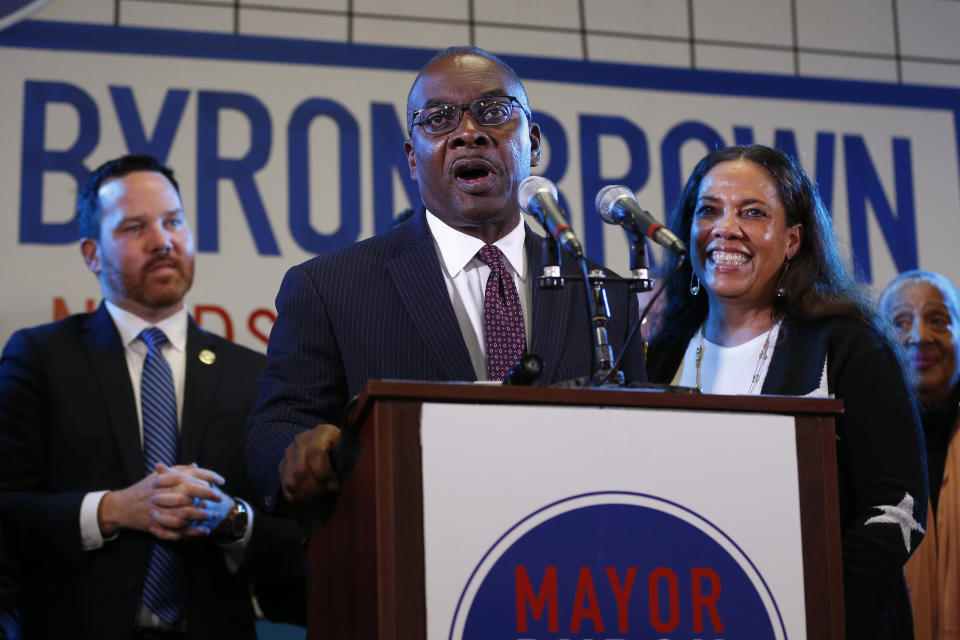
[452,492,785,640]
[730,127,837,212]
[287,97,360,253]
[530,110,571,214]
[844,135,917,282]
[9,17,941,282]
[19,80,98,243]
[371,102,419,234]
[660,121,725,218]
[579,115,650,261]
[733,126,801,159]
[196,90,278,255]
[814,132,837,213]
[14,72,925,280]
[109,85,188,164]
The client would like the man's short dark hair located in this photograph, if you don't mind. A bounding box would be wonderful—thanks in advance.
[405,46,530,135]
[77,154,179,240]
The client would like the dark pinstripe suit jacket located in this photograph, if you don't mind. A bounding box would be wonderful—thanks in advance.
[244,208,643,510]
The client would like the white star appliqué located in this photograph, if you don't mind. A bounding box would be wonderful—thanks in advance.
[865,493,925,553]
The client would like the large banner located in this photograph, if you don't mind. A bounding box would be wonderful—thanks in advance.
[3,20,959,350]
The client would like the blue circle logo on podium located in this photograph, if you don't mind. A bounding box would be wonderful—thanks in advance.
[449,491,787,640]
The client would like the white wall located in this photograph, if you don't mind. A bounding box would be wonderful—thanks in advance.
[33,0,960,86]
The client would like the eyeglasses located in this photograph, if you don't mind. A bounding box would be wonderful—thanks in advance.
[410,96,530,136]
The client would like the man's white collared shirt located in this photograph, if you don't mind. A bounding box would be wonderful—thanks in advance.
[425,211,531,381]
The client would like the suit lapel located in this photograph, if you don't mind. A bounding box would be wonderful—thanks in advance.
[178,319,221,463]
[527,230,571,370]
[386,209,476,381]
[81,304,144,484]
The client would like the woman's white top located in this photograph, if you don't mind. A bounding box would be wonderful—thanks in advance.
[671,322,782,395]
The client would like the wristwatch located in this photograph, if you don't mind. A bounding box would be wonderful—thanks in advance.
[213,498,248,545]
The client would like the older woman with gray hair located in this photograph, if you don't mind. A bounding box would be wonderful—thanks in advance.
[880,270,960,640]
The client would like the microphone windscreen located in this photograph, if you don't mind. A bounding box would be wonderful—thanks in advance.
[595,184,636,224]
[518,175,558,213]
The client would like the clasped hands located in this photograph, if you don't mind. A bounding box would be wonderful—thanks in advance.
[98,462,235,541]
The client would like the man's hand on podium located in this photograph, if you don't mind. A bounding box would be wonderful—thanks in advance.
[279,423,342,505]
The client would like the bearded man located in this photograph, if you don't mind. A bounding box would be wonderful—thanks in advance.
[0,155,305,639]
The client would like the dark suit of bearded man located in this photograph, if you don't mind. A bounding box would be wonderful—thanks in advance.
[0,154,305,639]
[0,306,305,638]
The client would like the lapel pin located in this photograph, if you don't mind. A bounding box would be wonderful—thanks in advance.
[198,349,216,365]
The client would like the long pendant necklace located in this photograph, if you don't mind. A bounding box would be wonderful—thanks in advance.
[695,321,779,394]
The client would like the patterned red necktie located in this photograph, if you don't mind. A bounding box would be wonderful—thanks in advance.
[478,244,527,381]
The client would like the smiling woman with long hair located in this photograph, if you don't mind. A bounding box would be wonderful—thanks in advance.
[647,144,927,640]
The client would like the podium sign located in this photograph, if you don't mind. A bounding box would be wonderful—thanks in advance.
[306,382,843,640]
[421,403,805,640]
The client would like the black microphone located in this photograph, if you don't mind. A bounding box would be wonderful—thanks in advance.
[595,185,686,255]
[519,176,585,259]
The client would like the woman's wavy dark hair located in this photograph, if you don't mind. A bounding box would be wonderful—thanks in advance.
[655,144,883,341]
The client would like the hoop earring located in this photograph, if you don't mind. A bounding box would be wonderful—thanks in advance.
[689,271,700,296]
[776,259,791,298]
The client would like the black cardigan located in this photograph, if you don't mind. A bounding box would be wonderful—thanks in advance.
[648,314,928,640]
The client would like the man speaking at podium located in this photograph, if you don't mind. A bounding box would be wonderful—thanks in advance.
[244,46,644,512]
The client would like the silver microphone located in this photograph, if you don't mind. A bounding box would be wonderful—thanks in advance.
[595,185,686,255]
[519,176,584,259]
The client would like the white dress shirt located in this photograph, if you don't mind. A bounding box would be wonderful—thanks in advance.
[78,302,251,571]
[425,210,531,381]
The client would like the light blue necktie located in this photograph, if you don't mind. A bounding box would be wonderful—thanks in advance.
[139,327,185,623]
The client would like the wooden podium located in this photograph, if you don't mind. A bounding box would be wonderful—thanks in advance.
[305,380,845,640]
